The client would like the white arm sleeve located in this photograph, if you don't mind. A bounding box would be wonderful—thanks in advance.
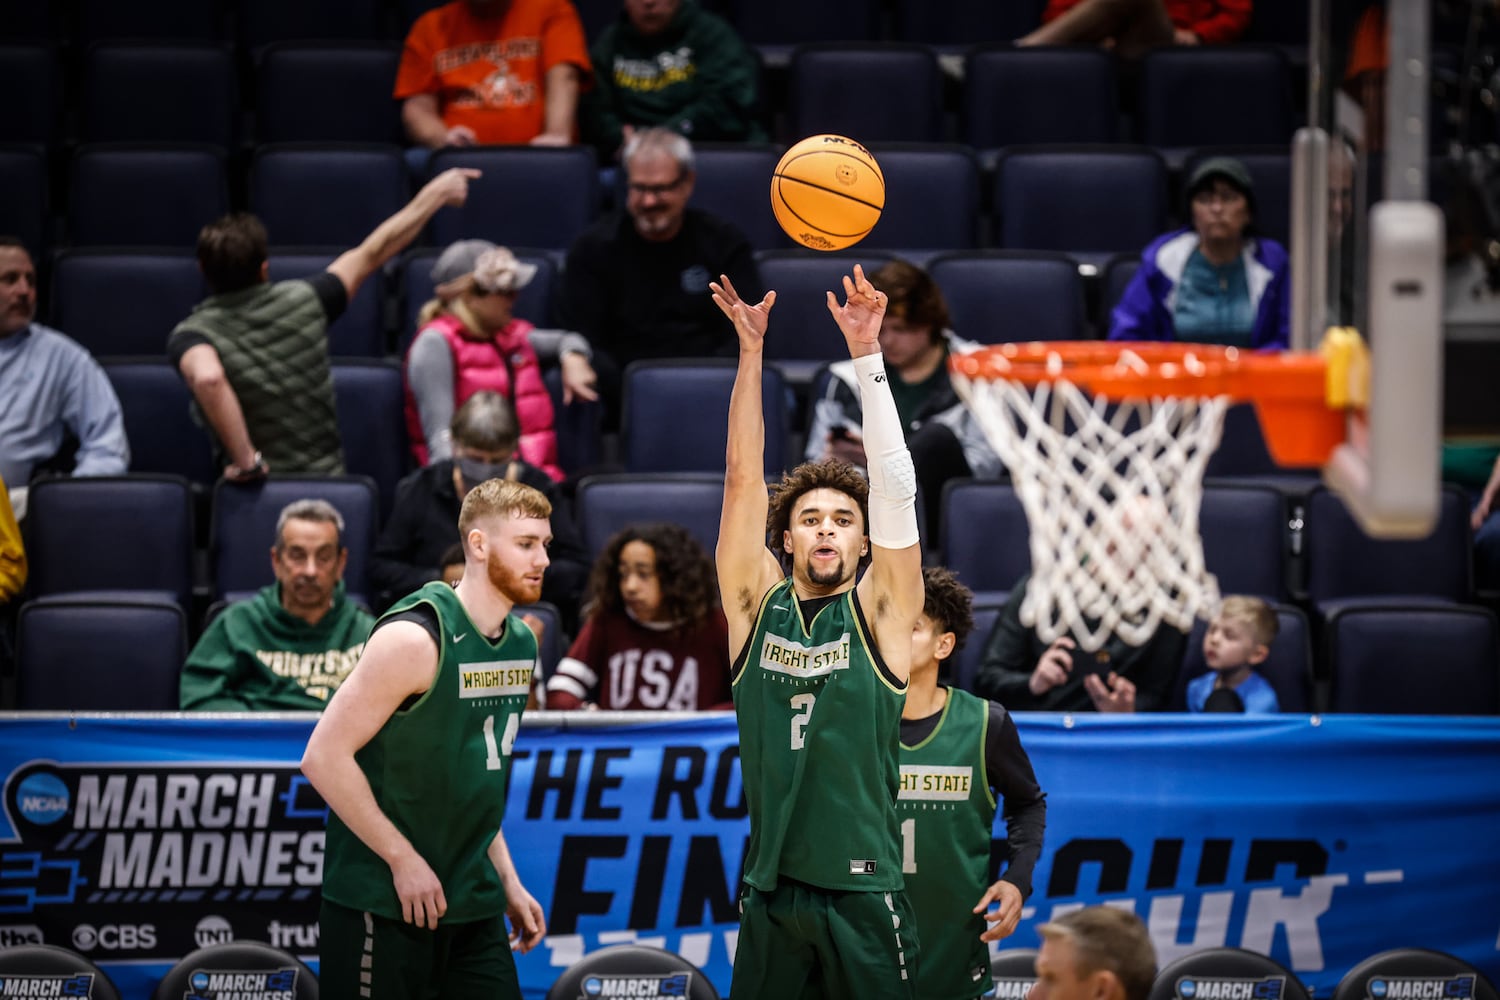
[851,353,919,549]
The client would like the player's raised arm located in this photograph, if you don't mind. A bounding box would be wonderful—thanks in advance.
[828,265,925,672]
[710,274,783,652]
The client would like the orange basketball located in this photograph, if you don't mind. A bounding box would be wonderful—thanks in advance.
[770,134,885,251]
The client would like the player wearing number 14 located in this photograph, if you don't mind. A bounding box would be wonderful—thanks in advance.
[302,479,553,999]
[711,265,926,999]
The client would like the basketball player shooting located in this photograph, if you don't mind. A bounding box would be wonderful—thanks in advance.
[709,265,926,999]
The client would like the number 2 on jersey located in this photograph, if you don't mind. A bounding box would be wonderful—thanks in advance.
[789,693,816,750]
[482,713,519,770]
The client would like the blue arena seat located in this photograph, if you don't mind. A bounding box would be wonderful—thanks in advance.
[950,596,1005,694]
[238,0,381,50]
[0,145,49,259]
[267,250,388,358]
[257,42,403,144]
[518,600,566,681]
[690,143,789,251]
[76,0,223,42]
[24,475,196,608]
[733,0,880,50]
[1326,603,1500,714]
[894,0,1045,48]
[425,147,601,251]
[17,595,187,711]
[1136,47,1294,152]
[992,146,1169,267]
[573,473,725,561]
[1199,482,1288,600]
[82,43,236,147]
[0,46,59,149]
[940,479,1030,607]
[543,367,605,474]
[330,360,410,519]
[211,475,379,602]
[50,250,205,357]
[399,247,559,355]
[251,144,409,249]
[787,43,944,143]
[1172,603,1313,712]
[103,360,219,485]
[1098,252,1140,331]
[928,250,1088,343]
[620,360,789,476]
[962,45,1118,150]
[862,144,981,252]
[752,249,895,385]
[69,143,229,248]
[1303,485,1472,605]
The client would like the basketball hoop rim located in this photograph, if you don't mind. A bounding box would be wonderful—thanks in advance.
[950,340,1345,468]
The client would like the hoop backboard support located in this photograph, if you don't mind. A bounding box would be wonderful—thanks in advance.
[1295,0,1443,539]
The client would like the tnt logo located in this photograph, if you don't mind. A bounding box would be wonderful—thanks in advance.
[580,973,690,998]
[193,916,233,949]
[0,973,94,997]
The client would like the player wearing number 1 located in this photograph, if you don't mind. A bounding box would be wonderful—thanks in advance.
[302,478,552,999]
[711,265,926,999]
[900,567,1047,999]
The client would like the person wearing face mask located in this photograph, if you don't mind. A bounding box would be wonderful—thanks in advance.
[404,239,599,481]
[373,391,588,625]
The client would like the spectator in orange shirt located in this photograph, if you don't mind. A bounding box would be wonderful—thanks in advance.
[395,0,592,151]
[1019,0,1250,58]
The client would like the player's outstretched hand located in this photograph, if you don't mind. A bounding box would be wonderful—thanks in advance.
[391,852,447,930]
[1028,636,1075,696]
[975,879,1024,942]
[710,274,776,352]
[506,882,547,953]
[825,263,887,352]
[424,167,482,208]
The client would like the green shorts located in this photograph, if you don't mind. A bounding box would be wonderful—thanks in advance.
[319,899,519,1000]
[731,880,919,1000]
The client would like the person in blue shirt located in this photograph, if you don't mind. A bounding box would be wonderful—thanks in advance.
[0,237,129,518]
[1108,157,1290,350]
[1189,595,1281,713]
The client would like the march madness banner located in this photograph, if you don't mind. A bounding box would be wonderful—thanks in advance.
[0,713,1496,999]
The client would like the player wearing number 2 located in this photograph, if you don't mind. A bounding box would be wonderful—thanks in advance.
[711,265,926,999]
[900,566,1047,999]
[303,478,552,998]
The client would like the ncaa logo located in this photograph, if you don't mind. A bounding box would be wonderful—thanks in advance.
[195,915,233,948]
[15,772,69,825]
[1372,983,1389,998]
[584,978,604,995]
[1181,981,1199,998]
[191,971,211,992]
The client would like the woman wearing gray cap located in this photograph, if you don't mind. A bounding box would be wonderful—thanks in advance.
[403,239,597,480]
[1108,156,1290,349]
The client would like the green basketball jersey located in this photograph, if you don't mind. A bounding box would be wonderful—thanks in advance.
[732,578,906,892]
[321,581,537,923]
[898,687,997,999]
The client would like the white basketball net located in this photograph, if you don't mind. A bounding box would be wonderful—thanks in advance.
[952,368,1227,652]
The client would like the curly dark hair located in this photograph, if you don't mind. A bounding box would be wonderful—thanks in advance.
[766,460,871,570]
[584,523,720,632]
[922,566,975,664]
